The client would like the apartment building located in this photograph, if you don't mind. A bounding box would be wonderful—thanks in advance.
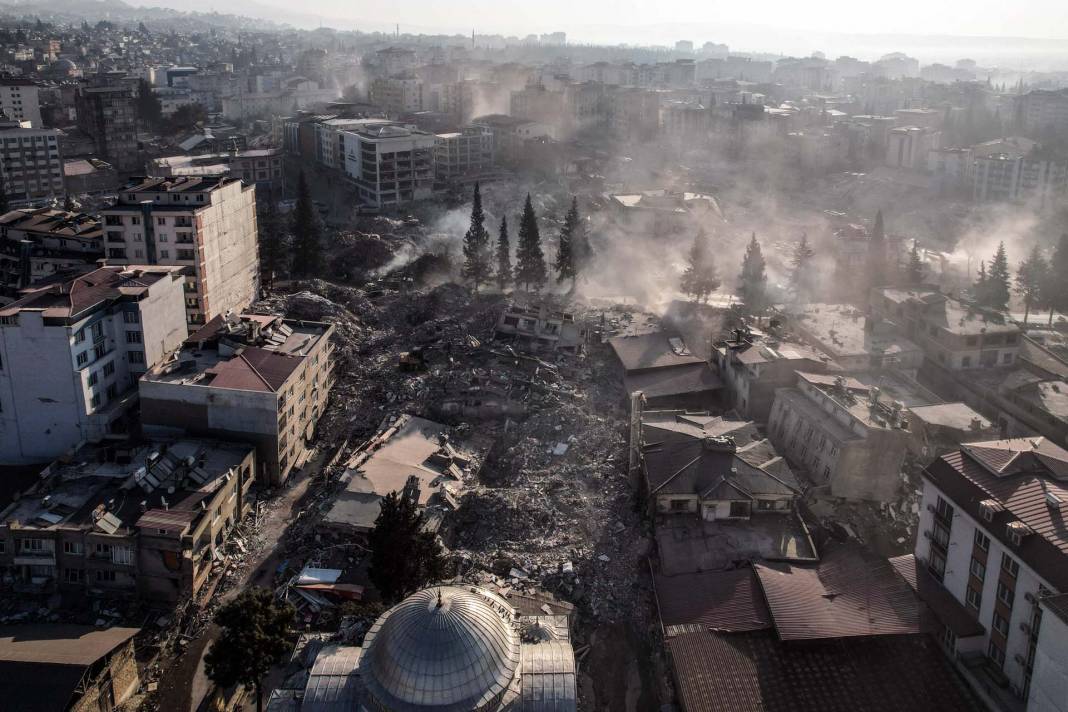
[101,176,259,327]
[220,78,337,121]
[971,138,1067,208]
[0,78,42,127]
[788,302,924,375]
[0,266,188,463]
[140,313,335,485]
[0,439,255,604]
[74,85,139,172]
[470,114,552,165]
[493,303,587,354]
[872,288,1022,370]
[150,148,285,200]
[768,372,914,501]
[433,126,494,185]
[1014,89,1068,134]
[369,75,424,114]
[914,438,1068,711]
[0,118,63,205]
[340,122,435,209]
[0,207,102,300]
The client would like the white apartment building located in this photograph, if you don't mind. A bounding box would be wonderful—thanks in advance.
[101,176,259,328]
[341,123,435,209]
[972,145,1068,208]
[0,119,63,206]
[1015,90,1068,134]
[887,125,942,169]
[433,127,494,185]
[369,75,424,115]
[0,266,187,463]
[915,438,1068,712]
[0,79,42,127]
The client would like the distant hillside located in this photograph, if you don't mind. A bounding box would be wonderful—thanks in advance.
[0,0,289,32]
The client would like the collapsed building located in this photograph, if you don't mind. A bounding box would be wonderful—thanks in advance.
[494,303,587,354]
[609,331,722,410]
[140,313,335,485]
[0,207,103,302]
[0,439,255,605]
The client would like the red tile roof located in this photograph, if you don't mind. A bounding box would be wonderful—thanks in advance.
[754,542,925,641]
[204,347,302,393]
[667,630,979,712]
[654,568,772,635]
[0,267,169,320]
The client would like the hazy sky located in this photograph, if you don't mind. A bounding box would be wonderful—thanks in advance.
[233,0,1068,41]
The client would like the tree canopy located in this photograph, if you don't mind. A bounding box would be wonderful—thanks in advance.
[789,233,816,303]
[496,215,512,291]
[290,170,323,278]
[368,489,446,604]
[461,183,493,292]
[1015,244,1048,325]
[514,194,547,291]
[680,229,721,303]
[738,232,768,314]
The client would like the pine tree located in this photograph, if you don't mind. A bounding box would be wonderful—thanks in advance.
[369,489,446,604]
[906,241,925,285]
[738,232,768,314]
[554,198,577,288]
[290,171,323,278]
[495,215,512,291]
[135,78,162,129]
[514,194,546,292]
[868,209,887,288]
[1015,244,1048,325]
[680,229,721,303]
[461,182,492,292]
[974,260,989,305]
[205,589,294,712]
[985,242,1011,311]
[1045,234,1068,326]
[569,197,592,280]
[790,233,816,303]
[258,200,288,285]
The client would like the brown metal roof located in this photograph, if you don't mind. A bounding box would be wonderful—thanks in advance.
[0,624,139,665]
[667,630,979,712]
[654,568,772,634]
[609,332,705,372]
[754,542,925,641]
[0,267,170,320]
[888,554,985,639]
[205,347,302,392]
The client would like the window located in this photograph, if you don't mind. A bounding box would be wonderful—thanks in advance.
[106,383,117,400]
[122,311,139,324]
[929,549,947,582]
[935,496,954,522]
[932,522,951,549]
[997,581,1015,608]
[1002,553,1020,578]
[76,351,88,367]
[63,541,84,555]
[128,350,144,364]
[670,499,689,511]
[90,322,104,341]
[95,570,117,583]
[74,329,85,344]
[93,343,107,360]
[992,612,1009,636]
[988,640,1005,668]
[90,393,101,408]
[103,361,115,377]
[131,216,141,225]
[125,331,143,344]
[160,250,169,259]
[157,217,166,225]
[87,371,98,387]
[974,529,990,551]
[177,249,195,260]
[966,586,982,611]
[20,538,45,552]
[111,546,133,565]
[970,557,986,581]
[961,356,972,368]
[134,249,144,258]
[64,568,85,583]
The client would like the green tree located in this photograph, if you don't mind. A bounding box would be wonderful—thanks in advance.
[1045,234,1068,326]
[496,215,512,291]
[985,242,1011,311]
[790,233,816,302]
[204,588,294,712]
[258,200,288,285]
[905,241,925,285]
[868,209,888,288]
[461,182,492,292]
[738,232,768,314]
[1015,244,1048,325]
[135,78,162,129]
[554,198,577,288]
[514,194,546,292]
[974,260,989,305]
[290,171,323,278]
[369,489,446,604]
[569,197,592,280]
[680,229,721,303]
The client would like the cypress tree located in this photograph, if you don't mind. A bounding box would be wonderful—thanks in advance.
[1015,244,1048,325]
[974,261,989,305]
[680,229,721,303]
[514,194,546,292]
[790,232,816,303]
[986,242,1011,311]
[290,170,323,278]
[1045,234,1068,325]
[738,232,768,314]
[368,489,446,604]
[461,182,492,292]
[868,209,887,289]
[496,215,512,291]
[555,197,577,288]
[905,241,925,286]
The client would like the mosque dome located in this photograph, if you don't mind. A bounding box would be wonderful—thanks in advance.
[359,586,521,712]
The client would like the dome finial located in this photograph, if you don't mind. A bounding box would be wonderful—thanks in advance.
[436,588,443,608]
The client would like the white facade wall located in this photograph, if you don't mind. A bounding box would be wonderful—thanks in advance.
[1030,604,1068,712]
[0,84,42,127]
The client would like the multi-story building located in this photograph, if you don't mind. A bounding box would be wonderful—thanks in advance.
[470,114,552,165]
[101,176,259,327]
[433,126,494,186]
[887,125,942,169]
[74,85,139,172]
[768,372,913,501]
[971,138,1067,208]
[340,122,435,210]
[871,288,1022,370]
[914,438,1068,710]
[606,87,662,141]
[0,265,188,463]
[149,148,285,200]
[1014,89,1068,134]
[788,302,924,375]
[0,119,63,205]
[140,313,335,485]
[0,78,42,127]
[220,79,337,122]
[369,75,424,115]
[0,439,255,604]
[493,303,587,354]
[0,207,102,300]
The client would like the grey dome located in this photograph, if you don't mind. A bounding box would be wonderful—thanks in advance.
[360,586,521,712]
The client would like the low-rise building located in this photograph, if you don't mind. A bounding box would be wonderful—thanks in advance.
[605,190,723,238]
[140,313,335,485]
[0,624,140,711]
[788,302,924,375]
[0,265,188,463]
[493,303,587,354]
[101,176,259,327]
[768,372,913,501]
[0,207,102,301]
[609,331,722,409]
[907,402,998,458]
[914,438,1068,710]
[0,439,255,604]
[433,126,495,186]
